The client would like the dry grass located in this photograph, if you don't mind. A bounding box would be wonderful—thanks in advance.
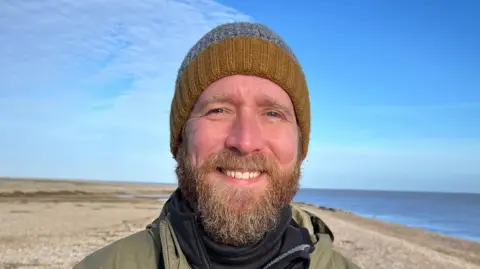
[1,177,479,269]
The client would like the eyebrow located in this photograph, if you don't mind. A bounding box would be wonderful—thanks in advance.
[195,93,294,117]
[195,93,232,112]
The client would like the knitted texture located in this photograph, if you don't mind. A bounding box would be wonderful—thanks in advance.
[170,22,311,160]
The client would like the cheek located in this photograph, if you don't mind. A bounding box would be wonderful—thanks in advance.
[186,121,228,167]
[266,127,299,166]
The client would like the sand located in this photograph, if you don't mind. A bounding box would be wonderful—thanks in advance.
[1,177,479,269]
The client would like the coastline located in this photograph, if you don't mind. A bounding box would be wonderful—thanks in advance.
[1,177,479,269]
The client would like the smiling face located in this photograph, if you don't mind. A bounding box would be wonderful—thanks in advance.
[175,74,302,246]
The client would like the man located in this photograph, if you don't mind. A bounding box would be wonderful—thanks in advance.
[73,22,361,269]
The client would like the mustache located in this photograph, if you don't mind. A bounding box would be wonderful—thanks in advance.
[202,150,276,174]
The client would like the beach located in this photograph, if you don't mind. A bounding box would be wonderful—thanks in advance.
[1,177,479,269]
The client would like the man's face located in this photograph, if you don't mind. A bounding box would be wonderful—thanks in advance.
[175,75,302,246]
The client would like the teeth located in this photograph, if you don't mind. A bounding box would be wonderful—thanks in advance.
[222,170,261,180]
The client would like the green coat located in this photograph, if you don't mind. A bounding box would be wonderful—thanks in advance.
[73,204,361,269]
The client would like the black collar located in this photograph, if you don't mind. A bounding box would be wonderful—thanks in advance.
[163,189,314,269]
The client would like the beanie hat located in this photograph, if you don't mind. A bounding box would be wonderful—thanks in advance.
[170,22,311,160]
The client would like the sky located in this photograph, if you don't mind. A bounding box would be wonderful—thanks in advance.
[1,0,479,193]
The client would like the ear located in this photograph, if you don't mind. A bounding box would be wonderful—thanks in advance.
[297,125,303,161]
[176,120,194,163]
[175,141,186,163]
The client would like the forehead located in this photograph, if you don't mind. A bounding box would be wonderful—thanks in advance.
[197,75,294,107]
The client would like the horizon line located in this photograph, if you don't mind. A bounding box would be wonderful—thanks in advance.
[1,176,478,195]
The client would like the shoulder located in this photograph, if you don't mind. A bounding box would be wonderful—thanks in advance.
[309,235,361,269]
[290,204,361,269]
[329,249,361,269]
[73,230,158,269]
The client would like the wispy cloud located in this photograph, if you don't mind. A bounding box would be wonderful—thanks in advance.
[0,0,251,182]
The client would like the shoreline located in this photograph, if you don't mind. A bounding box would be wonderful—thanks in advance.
[294,200,480,244]
[1,177,480,269]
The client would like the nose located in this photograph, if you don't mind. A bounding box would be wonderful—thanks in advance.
[225,111,265,155]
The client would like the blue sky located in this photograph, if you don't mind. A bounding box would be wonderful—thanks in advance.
[1,0,479,193]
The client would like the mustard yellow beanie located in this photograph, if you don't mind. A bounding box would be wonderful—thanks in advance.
[170,22,311,160]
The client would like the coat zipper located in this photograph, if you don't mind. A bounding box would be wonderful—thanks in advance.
[158,221,168,269]
[193,215,212,269]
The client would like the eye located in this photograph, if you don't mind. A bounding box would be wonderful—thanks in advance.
[266,111,280,118]
[206,108,225,115]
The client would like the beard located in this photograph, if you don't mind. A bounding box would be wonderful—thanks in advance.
[175,142,301,246]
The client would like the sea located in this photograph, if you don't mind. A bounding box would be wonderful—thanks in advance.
[293,188,480,242]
